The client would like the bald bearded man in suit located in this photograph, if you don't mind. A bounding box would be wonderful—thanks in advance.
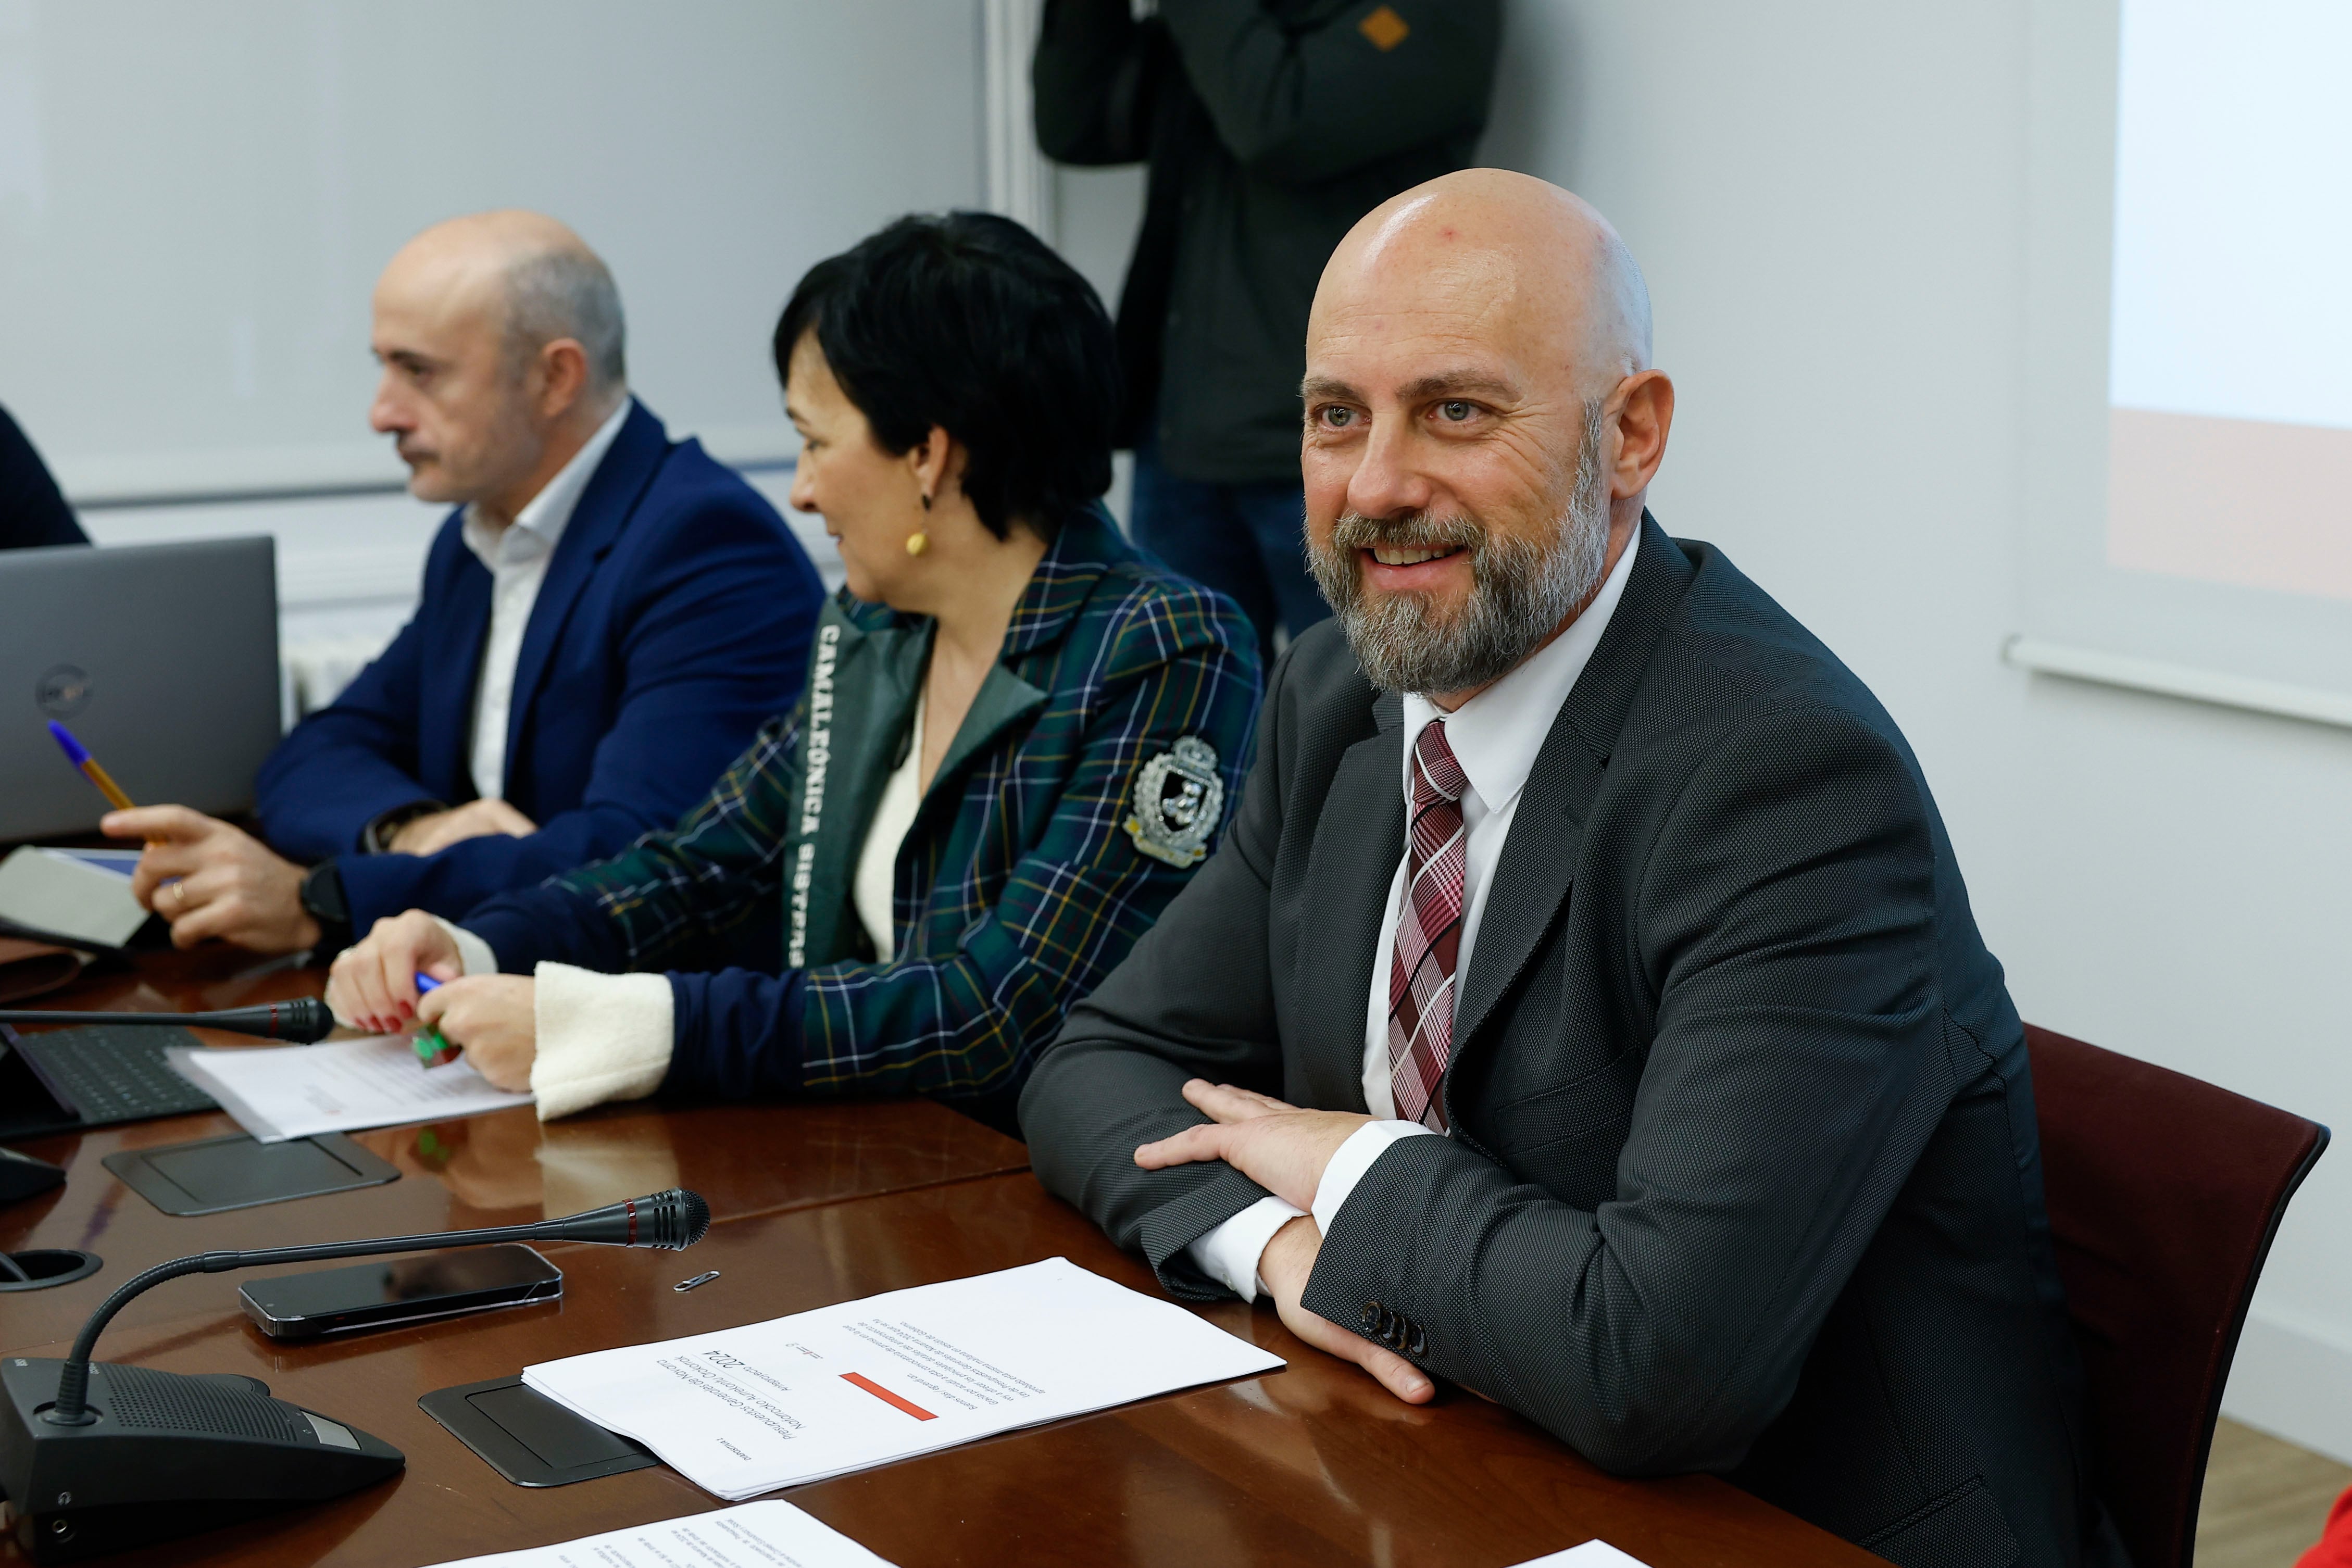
[1020,170,2125,1568]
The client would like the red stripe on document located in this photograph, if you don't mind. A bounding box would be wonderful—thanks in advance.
[841,1372,936,1421]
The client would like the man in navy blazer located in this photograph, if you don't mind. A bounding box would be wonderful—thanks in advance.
[107,212,822,954]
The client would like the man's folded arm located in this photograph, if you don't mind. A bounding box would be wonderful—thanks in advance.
[1021,640,1301,1299]
[459,712,803,976]
[1299,705,1954,1474]
[337,498,817,927]
[255,614,440,861]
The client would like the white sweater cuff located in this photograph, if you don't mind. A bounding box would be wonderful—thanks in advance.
[529,962,674,1122]
[1184,1195,1307,1303]
[1311,1120,1441,1241]
[432,915,499,977]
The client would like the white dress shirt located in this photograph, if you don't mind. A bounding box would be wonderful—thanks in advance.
[853,695,927,963]
[1187,526,1642,1301]
[460,398,631,802]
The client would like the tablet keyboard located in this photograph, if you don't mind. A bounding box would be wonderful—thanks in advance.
[11,1025,218,1127]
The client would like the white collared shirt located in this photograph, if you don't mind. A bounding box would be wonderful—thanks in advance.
[460,398,632,802]
[1187,526,1643,1301]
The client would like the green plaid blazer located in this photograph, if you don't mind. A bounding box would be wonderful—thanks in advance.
[464,506,1263,1122]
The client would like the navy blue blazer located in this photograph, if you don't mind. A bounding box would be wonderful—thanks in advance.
[255,399,823,930]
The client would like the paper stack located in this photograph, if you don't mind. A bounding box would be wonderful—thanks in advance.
[523,1257,1285,1500]
[168,1034,533,1143]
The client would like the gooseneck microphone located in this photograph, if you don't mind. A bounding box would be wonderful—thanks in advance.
[0,996,334,1043]
[1,1189,710,1562]
[45,1187,710,1422]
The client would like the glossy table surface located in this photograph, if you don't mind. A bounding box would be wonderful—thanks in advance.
[0,950,1030,1347]
[0,949,1880,1567]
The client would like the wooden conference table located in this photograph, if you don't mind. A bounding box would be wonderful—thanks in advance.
[0,948,1883,1568]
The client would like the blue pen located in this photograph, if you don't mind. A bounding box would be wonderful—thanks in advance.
[411,973,458,1066]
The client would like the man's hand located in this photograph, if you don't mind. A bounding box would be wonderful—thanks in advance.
[418,975,538,1092]
[328,910,465,1035]
[1132,1080,1370,1212]
[1260,1215,1433,1404]
[104,805,318,954]
[387,798,537,857]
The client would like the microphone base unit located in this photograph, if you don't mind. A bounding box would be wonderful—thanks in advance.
[0,1357,403,1564]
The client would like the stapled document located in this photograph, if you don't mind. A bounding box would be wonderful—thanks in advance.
[522,1257,1285,1500]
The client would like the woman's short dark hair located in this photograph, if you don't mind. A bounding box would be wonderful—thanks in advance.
[774,211,1119,541]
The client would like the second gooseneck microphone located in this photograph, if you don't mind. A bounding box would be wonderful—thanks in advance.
[0,996,335,1043]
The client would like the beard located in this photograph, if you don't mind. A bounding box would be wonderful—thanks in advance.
[1308,400,1612,696]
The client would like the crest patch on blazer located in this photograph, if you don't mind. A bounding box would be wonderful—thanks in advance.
[1125,736,1223,868]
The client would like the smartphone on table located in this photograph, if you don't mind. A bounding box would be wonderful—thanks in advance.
[239,1244,561,1340]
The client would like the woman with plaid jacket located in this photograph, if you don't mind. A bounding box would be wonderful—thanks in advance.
[329,213,1262,1135]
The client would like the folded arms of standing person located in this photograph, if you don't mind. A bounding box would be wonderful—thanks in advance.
[1032,0,1160,165]
[1156,0,1502,184]
[1034,1,1500,180]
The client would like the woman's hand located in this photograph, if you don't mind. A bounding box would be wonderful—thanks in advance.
[418,976,540,1092]
[328,910,463,1034]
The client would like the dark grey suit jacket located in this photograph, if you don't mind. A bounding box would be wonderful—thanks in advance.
[1020,518,2125,1568]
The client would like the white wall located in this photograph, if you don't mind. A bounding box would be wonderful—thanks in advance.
[1482,0,2352,1461]
[35,0,971,692]
[1051,161,1148,526]
[2,0,986,500]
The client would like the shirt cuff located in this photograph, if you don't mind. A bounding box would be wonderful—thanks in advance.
[529,961,675,1121]
[1184,1195,1307,1304]
[360,799,449,855]
[431,916,499,978]
[1311,1120,1442,1240]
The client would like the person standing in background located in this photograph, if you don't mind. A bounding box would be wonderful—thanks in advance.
[0,405,90,549]
[1033,0,1499,656]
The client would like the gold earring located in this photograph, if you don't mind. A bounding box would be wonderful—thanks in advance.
[906,489,932,556]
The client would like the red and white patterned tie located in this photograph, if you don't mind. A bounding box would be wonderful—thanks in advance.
[1388,720,1468,1131]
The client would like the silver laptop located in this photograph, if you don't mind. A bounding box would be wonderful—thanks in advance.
[0,537,280,842]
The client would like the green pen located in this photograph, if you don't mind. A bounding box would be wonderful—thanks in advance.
[411,973,459,1067]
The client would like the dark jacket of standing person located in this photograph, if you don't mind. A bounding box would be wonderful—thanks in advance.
[0,405,90,549]
[1033,0,1502,484]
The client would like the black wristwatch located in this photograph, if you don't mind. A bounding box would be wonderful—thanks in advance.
[299,859,354,955]
[361,798,448,855]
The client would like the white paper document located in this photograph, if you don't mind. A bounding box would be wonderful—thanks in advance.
[426,1500,897,1567]
[0,844,151,947]
[522,1257,1286,1501]
[166,1034,533,1143]
[1510,1542,1655,1567]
